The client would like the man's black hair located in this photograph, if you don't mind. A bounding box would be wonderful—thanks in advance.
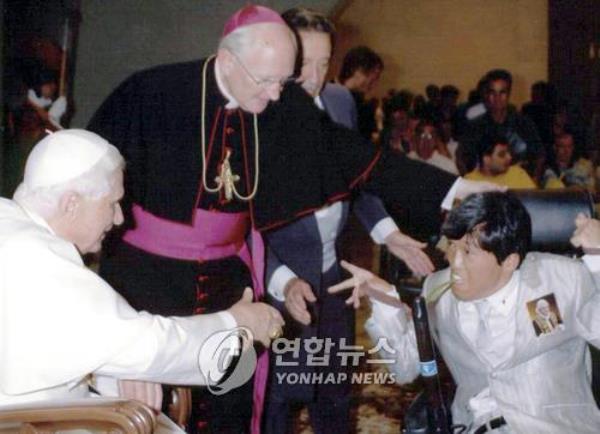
[550,127,582,171]
[442,192,531,265]
[383,91,411,116]
[441,84,459,99]
[425,84,440,100]
[415,117,443,139]
[281,7,336,78]
[338,46,383,83]
[485,68,513,92]
[281,7,336,48]
[476,133,509,167]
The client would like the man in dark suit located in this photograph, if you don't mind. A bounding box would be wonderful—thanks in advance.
[263,9,433,434]
[262,8,498,434]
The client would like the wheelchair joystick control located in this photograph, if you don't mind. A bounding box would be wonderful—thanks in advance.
[412,296,451,434]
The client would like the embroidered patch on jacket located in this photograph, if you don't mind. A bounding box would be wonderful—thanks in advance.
[526,293,564,336]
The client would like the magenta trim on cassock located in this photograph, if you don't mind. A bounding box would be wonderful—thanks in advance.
[123,204,247,260]
[123,204,269,433]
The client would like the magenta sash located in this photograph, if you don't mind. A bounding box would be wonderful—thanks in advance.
[123,204,268,434]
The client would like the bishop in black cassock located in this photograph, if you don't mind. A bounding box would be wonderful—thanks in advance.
[87,7,458,434]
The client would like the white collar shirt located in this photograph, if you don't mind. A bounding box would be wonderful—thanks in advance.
[457,271,520,427]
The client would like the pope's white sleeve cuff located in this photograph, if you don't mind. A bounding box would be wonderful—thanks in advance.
[583,254,600,273]
[441,178,461,211]
[267,265,298,302]
[92,375,119,397]
[216,310,238,330]
[370,218,400,244]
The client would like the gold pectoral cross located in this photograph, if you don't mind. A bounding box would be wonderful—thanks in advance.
[215,149,240,201]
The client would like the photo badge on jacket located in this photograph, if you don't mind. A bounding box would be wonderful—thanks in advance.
[526,293,564,337]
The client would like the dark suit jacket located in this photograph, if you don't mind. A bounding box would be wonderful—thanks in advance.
[265,81,386,296]
[265,191,389,296]
[264,84,391,402]
[264,191,388,402]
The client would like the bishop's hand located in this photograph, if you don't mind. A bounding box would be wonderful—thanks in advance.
[384,230,434,276]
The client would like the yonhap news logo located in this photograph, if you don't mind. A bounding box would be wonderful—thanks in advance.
[198,326,257,395]
[274,371,397,385]
[198,332,401,395]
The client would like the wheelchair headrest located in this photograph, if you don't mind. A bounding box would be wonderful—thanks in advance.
[510,189,595,254]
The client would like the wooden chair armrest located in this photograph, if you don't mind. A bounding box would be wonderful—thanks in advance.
[167,387,192,430]
[0,398,156,434]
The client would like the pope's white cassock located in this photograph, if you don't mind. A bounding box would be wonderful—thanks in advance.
[0,197,237,407]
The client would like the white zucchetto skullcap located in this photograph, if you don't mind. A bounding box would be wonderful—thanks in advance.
[23,129,112,189]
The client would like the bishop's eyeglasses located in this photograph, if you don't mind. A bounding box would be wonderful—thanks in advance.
[229,50,296,89]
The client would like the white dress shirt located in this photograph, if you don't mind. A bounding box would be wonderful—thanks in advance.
[458,272,520,424]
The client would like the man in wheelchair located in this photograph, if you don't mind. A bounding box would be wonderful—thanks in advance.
[331,192,600,433]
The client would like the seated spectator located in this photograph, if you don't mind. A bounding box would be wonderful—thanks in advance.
[408,119,458,174]
[543,130,595,191]
[521,80,555,147]
[411,94,427,118]
[439,118,460,162]
[380,92,413,152]
[331,192,600,433]
[458,69,544,179]
[440,84,460,123]
[0,129,283,409]
[424,83,441,115]
[465,134,537,189]
[552,100,587,149]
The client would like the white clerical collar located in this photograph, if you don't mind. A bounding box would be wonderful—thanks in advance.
[14,199,56,237]
[214,57,240,109]
[314,94,324,110]
[468,270,520,317]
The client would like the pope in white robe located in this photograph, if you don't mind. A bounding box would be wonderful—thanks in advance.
[0,129,283,410]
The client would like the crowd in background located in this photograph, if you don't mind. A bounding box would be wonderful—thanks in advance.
[336,46,600,196]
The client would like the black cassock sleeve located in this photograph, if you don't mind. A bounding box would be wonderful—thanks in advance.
[303,103,458,240]
[364,149,457,241]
